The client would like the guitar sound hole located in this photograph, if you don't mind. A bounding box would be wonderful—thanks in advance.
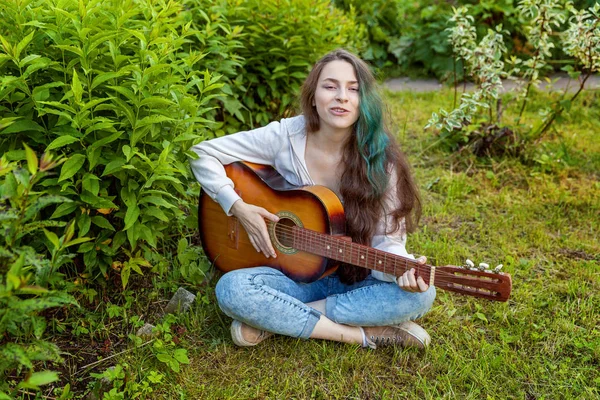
[274,217,296,248]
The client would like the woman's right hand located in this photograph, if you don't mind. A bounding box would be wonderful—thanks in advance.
[230,200,280,258]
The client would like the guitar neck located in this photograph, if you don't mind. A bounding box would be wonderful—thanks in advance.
[290,226,436,285]
[289,225,512,302]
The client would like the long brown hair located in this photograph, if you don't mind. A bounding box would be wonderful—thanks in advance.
[300,49,421,284]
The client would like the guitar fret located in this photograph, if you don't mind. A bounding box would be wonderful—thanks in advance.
[358,246,364,267]
[383,251,387,274]
[351,243,359,266]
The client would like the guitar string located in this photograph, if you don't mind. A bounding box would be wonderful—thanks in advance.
[270,222,486,283]
[266,222,505,289]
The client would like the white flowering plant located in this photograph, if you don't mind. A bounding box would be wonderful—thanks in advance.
[426,1,600,156]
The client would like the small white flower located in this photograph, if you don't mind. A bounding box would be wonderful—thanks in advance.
[466,259,475,267]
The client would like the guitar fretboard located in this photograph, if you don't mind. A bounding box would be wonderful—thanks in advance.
[290,226,434,284]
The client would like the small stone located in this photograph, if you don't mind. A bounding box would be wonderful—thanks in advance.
[136,323,156,339]
[164,287,196,314]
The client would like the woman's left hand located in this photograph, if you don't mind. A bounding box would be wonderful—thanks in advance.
[397,256,429,293]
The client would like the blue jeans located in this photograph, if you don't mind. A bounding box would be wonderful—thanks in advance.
[215,267,436,339]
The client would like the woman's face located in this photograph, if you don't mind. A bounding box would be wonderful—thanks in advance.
[313,60,360,134]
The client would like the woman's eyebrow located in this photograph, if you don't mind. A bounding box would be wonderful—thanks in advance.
[322,77,359,85]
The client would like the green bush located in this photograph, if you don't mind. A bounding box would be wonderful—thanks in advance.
[0,149,78,397]
[331,0,552,80]
[0,0,232,287]
[186,0,366,131]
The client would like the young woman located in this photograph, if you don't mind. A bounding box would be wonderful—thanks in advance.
[190,49,436,349]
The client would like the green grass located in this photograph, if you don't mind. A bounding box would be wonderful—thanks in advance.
[80,90,599,399]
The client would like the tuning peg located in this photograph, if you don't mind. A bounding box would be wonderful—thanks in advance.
[464,259,475,269]
[494,264,503,273]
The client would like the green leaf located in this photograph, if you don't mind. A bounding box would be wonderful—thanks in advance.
[0,34,13,55]
[25,195,73,221]
[77,212,91,236]
[173,349,190,364]
[64,237,94,248]
[24,143,38,175]
[177,238,187,255]
[121,263,131,288]
[91,215,115,231]
[108,85,137,105]
[144,206,169,222]
[140,97,174,108]
[474,312,488,323]
[91,71,128,90]
[82,173,100,195]
[134,114,174,129]
[72,69,83,104]
[58,154,85,182]
[122,145,133,161]
[80,191,118,209]
[169,360,180,372]
[19,53,41,68]
[89,130,123,150]
[102,159,125,176]
[15,31,35,60]
[24,371,59,387]
[43,228,60,249]
[46,135,79,150]
[22,57,52,79]
[80,97,111,113]
[124,205,140,230]
[156,353,172,364]
[257,85,267,100]
[139,195,176,208]
[0,117,20,131]
[51,203,78,219]
[31,315,46,338]
[0,119,45,134]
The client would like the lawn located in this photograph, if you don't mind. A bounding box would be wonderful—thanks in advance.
[86,89,599,399]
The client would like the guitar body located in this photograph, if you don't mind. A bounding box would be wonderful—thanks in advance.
[199,161,346,282]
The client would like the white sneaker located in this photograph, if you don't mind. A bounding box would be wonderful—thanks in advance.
[230,320,274,346]
[362,321,430,349]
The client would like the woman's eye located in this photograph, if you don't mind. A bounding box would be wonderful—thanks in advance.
[350,87,359,92]
[325,85,336,90]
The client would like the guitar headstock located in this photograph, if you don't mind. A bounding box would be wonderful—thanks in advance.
[435,265,512,302]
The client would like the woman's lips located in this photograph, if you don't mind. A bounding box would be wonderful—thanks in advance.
[330,107,349,115]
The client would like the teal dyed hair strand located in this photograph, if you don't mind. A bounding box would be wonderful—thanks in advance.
[355,84,389,196]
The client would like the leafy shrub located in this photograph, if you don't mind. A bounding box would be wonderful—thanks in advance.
[0,0,231,287]
[186,0,366,131]
[0,149,78,397]
[426,1,600,156]
[333,0,600,79]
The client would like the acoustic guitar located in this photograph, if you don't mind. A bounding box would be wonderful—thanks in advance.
[199,161,512,302]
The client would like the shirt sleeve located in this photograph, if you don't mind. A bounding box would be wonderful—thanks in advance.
[189,120,286,215]
[370,167,416,282]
